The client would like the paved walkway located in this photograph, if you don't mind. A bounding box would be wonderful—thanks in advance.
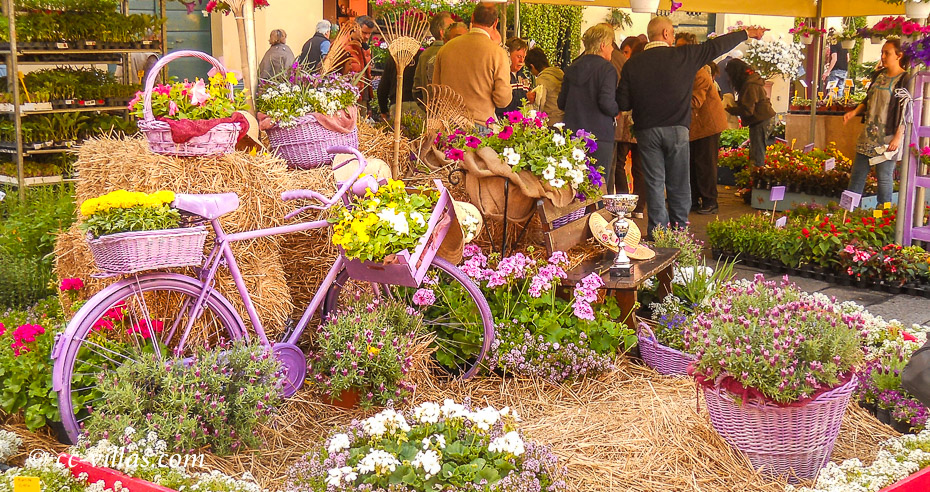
[628,184,930,327]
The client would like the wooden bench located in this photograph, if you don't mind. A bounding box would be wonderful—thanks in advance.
[562,247,679,330]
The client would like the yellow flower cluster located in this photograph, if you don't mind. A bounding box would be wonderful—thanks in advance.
[209,71,239,88]
[80,189,176,217]
[332,212,378,247]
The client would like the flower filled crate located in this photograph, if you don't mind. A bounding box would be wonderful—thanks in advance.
[333,179,455,288]
[80,190,208,274]
[133,50,248,157]
[58,454,176,492]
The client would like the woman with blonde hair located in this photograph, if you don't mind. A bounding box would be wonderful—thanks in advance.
[259,29,295,81]
[558,24,619,191]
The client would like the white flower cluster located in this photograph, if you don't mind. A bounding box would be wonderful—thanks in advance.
[671,265,714,286]
[325,466,358,487]
[502,147,521,166]
[0,429,22,464]
[460,212,481,243]
[787,430,930,492]
[188,470,264,492]
[413,401,442,424]
[422,434,447,450]
[539,142,587,190]
[744,38,805,79]
[488,431,526,456]
[327,433,351,454]
[362,408,411,438]
[357,449,401,475]
[411,449,441,479]
[258,82,354,127]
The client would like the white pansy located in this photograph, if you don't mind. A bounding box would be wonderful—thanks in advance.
[410,211,426,228]
[488,431,526,456]
[413,402,441,424]
[412,450,442,479]
[327,433,351,454]
[542,166,556,180]
[377,208,410,235]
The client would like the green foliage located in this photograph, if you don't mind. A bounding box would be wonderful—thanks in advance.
[0,183,75,263]
[650,226,704,267]
[0,251,53,308]
[520,4,583,69]
[129,73,247,121]
[604,8,632,29]
[307,299,421,408]
[83,341,282,455]
[0,298,63,430]
[719,128,749,149]
[80,204,180,238]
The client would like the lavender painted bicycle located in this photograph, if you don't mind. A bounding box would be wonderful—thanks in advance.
[51,146,494,444]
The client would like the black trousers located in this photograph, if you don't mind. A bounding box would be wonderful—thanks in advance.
[595,139,616,194]
[689,133,720,207]
[616,141,646,213]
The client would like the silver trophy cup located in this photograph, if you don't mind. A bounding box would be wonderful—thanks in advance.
[602,194,639,277]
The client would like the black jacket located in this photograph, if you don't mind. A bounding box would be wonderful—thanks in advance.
[377,52,420,113]
[558,54,619,143]
[617,30,748,131]
[299,33,328,70]
[861,69,911,137]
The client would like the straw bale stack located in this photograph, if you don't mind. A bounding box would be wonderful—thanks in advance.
[55,137,338,336]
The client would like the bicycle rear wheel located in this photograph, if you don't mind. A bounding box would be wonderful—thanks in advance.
[53,275,245,444]
[322,257,494,379]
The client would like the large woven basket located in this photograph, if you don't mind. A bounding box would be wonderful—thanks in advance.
[87,226,208,274]
[137,50,240,157]
[266,114,359,169]
[703,376,857,481]
[637,319,695,376]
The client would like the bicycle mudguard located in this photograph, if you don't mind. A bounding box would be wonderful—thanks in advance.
[51,273,245,392]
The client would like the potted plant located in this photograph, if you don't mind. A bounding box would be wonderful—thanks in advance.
[904,0,930,21]
[687,276,863,479]
[790,23,826,45]
[306,298,424,409]
[79,189,208,274]
[257,67,361,169]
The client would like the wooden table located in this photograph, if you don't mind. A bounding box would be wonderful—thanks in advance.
[563,248,679,330]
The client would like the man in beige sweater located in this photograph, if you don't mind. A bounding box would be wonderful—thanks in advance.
[432,3,512,125]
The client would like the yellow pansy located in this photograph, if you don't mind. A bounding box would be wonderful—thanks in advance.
[225,72,238,86]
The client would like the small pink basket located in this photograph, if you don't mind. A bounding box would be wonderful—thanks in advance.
[637,319,695,376]
[703,376,857,481]
[342,180,455,288]
[87,226,208,274]
[137,50,240,157]
[266,114,360,169]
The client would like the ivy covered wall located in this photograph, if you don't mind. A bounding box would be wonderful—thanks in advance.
[520,5,583,69]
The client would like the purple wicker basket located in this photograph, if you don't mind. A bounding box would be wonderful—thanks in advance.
[703,376,858,481]
[87,226,208,274]
[637,320,695,376]
[138,50,240,157]
[266,114,359,169]
[551,207,585,229]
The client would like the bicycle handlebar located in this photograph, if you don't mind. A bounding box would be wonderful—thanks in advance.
[282,146,368,220]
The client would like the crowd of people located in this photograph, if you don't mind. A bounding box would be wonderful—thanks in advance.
[258,5,911,238]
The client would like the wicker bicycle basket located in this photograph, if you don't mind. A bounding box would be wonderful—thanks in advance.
[137,50,240,157]
[266,114,359,169]
[636,319,695,376]
[87,226,208,274]
[703,376,857,481]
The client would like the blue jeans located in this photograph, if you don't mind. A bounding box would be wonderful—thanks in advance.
[826,69,848,97]
[636,126,691,235]
[848,152,895,206]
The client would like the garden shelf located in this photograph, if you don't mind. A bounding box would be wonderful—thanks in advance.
[0,174,63,186]
[879,465,930,491]
[0,106,130,115]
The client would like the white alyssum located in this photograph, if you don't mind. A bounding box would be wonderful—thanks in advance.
[0,429,22,464]
[412,450,442,479]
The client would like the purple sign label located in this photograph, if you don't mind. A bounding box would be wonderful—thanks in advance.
[824,158,836,171]
[803,143,815,153]
[769,186,786,202]
[775,216,787,228]
[840,190,861,212]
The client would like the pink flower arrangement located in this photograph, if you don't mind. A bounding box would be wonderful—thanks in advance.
[59,277,84,292]
[127,319,164,340]
[789,23,826,36]
[11,324,46,356]
[870,16,930,38]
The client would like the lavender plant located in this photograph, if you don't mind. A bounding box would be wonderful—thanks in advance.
[284,401,566,492]
[688,275,864,404]
[82,341,282,456]
[306,298,422,408]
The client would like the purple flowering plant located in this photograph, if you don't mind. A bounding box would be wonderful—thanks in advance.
[285,400,567,491]
[445,245,636,382]
[688,275,864,404]
[858,348,930,432]
[435,106,605,201]
[307,298,422,408]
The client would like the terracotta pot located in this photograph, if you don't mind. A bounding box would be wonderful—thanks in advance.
[327,388,361,409]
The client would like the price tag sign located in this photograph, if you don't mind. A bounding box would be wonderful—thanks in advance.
[840,190,861,212]
[884,202,892,209]
[803,143,815,153]
[826,80,838,90]
[55,42,68,49]
[845,79,854,87]
[775,137,788,145]
[800,80,809,88]
[769,186,786,202]
[14,476,40,492]
[0,190,6,201]
[824,158,836,171]
[775,216,787,228]
[84,100,96,107]
[873,209,883,218]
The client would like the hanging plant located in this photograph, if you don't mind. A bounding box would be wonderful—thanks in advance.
[521,4,582,69]
[370,0,477,21]
[175,0,269,15]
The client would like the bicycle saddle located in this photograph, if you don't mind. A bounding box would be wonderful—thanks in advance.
[173,193,240,220]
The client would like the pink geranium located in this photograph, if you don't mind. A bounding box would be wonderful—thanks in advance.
[59,277,84,292]
[127,319,164,340]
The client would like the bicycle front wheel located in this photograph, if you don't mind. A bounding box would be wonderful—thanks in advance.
[54,275,246,444]
[323,257,494,379]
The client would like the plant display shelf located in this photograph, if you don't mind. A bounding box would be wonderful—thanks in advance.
[0,0,166,198]
[903,72,930,245]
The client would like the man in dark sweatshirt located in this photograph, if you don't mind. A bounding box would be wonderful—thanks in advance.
[617,17,765,235]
